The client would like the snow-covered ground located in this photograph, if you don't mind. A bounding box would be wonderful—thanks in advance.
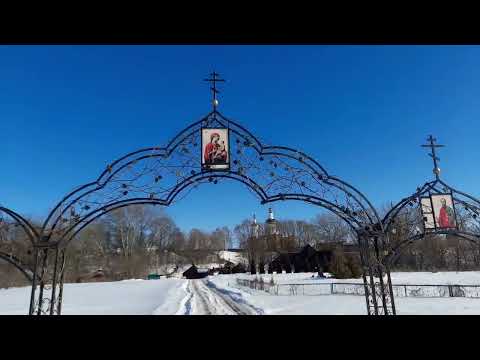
[0,278,186,315]
[233,270,480,285]
[208,273,480,315]
[2,271,480,315]
[175,279,262,315]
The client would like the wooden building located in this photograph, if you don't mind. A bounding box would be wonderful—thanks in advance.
[231,263,247,274]
[244,208,361,274]
[267,245,334,274]
[207,260,247,275]
[182,265,209,279]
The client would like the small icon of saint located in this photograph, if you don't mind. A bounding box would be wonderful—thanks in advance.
[438,198,455,228]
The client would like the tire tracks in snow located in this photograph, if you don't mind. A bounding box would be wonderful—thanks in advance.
[191,280,236,315]
[175,281,194,315]
[205,280,263,315]
[178,279,261,315]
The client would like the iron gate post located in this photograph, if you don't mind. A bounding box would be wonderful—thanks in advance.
[28,239,67,315]
[357,229,396,315]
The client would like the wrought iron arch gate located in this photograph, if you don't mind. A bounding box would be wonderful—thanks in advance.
[383,177,480,269]
[17,110,393,315]
[382,136,480,283]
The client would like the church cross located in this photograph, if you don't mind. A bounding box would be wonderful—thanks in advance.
[204,71,225,111]
[421,135,445,179]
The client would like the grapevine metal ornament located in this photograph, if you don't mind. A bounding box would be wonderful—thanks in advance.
[3,72,394,315]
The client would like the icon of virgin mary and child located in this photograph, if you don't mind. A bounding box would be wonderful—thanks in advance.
[204,132,228,165]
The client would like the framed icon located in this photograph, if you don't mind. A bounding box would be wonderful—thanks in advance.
[430,193,457,230]
[201,128,230,171]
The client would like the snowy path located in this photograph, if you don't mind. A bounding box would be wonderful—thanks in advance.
[178,280,259,315]
[3,272,480,314]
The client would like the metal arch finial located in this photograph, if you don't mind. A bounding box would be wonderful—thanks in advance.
[204,71,225,112]
[421,135,445,180]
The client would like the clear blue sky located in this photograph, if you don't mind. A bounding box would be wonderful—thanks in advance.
[2,45,480,233]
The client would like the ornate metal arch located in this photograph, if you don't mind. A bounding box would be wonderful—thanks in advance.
[383,177,480,267]
[0,208,39,277]
[382,136,480,277]
[0,208,39,289]
[0,206,38,245]
[40,111,383,247]
[25,110,392,315]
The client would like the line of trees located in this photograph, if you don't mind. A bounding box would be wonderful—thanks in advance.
[2,202,480,288]
[0,209,370,286]
[234,213,353,250]
[0,205,235,287]
[234,204,480,275]
[65,206,235,281]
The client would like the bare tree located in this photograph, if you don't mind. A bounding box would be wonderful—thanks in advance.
[146,215,178,250]
[234,219,253,249]
[210,227,233,250]
[311,213,350,246]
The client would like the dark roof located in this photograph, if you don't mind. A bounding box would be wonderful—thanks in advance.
[271,244,334,264]
[182,265,198,276]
